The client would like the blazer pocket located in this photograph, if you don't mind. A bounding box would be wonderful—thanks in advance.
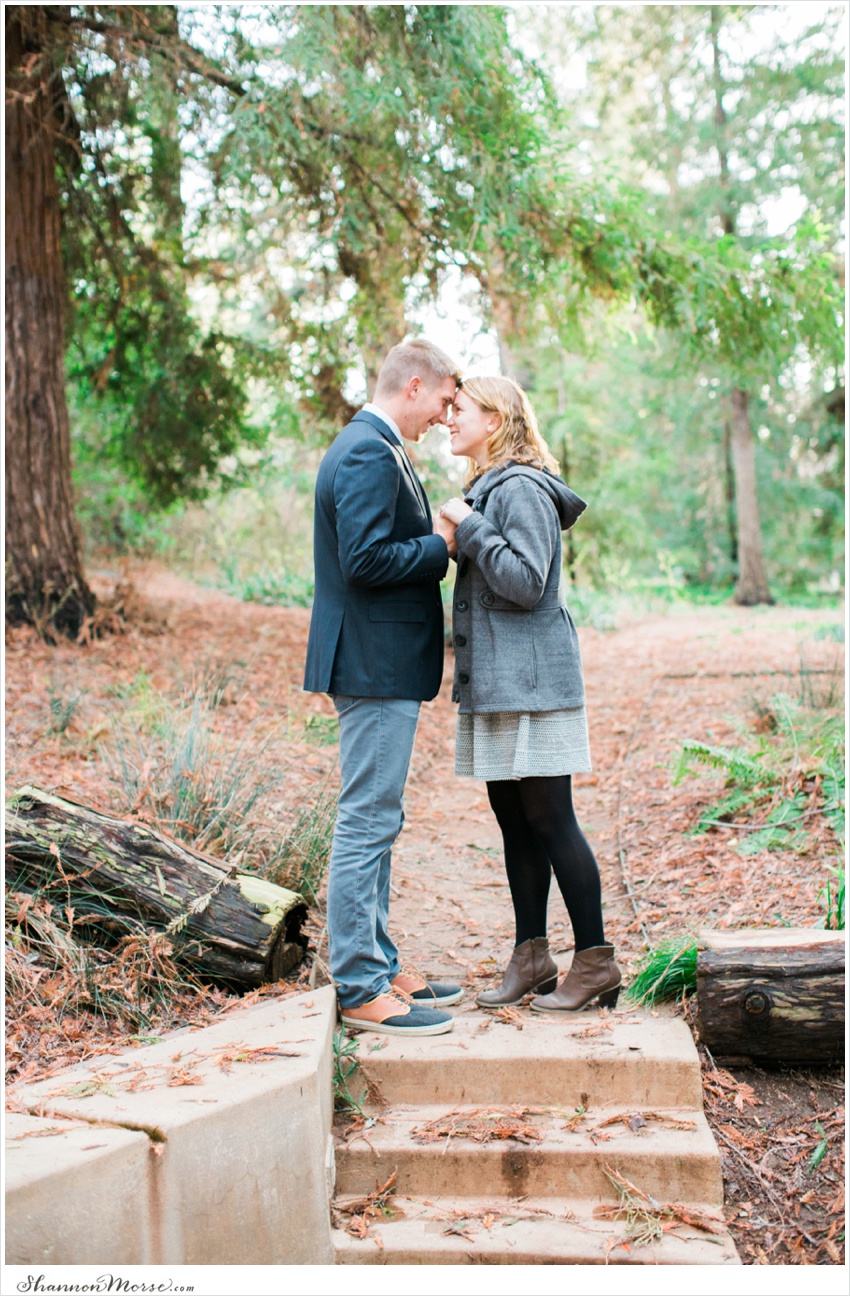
[368,603,427,623]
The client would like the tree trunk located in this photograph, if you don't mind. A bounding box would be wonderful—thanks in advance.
[5,7,95,638]
[730,388,772,604]
[696,928,844,1065]
[5,785,308,987]
[721,410,738,567]
[710,10,771,605]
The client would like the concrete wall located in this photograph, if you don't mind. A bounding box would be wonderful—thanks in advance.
[5,985,337,1265]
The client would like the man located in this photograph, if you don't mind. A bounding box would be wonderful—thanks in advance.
[304,339,464,1036]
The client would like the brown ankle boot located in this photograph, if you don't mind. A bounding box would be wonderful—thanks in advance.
[476,937,559,1007]
[530,944,621,1013]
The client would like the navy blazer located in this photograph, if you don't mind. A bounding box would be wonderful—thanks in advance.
[303,411,448,700]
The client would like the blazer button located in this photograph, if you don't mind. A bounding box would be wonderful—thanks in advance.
[459,672,470,684]
[481,592,495,606]
[454,634,467,647]
[456,600,469,611]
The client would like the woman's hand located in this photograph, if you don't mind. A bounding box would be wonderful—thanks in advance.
[439,497,474,525]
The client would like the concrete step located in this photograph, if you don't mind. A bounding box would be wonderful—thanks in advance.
[333,1194,741,1265]
[334,1103,724,1204]
[350,1009,703,1110]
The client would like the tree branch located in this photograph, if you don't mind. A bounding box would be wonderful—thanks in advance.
[59,12,247,96]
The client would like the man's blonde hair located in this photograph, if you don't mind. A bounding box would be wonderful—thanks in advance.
[462,376,559,485]
[374,338,462,397]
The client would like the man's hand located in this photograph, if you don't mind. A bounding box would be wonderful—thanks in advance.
[433,513,458,558]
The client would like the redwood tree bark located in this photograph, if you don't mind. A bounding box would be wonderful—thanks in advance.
[5,6,95,637]
[730,388,773,605]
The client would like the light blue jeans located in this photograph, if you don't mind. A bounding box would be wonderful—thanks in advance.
[327,695,421,1007]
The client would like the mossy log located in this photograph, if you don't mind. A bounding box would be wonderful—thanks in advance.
[696,928,845,1065]
[5,785,308,987]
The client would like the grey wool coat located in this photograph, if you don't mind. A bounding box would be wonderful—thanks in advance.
[451,463,587,714]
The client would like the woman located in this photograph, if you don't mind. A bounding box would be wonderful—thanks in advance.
[439,376,621,1012]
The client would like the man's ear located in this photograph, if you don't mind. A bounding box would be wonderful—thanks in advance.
[407,376,422,399]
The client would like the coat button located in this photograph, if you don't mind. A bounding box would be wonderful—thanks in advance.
[459,672,470,684]
[456,600,468,611]
[481,592,495,606]
[454,634,466,647]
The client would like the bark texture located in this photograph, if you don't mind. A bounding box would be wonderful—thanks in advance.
[697,928,844,1064]
[5,7,95,637]
[5,785,308,986]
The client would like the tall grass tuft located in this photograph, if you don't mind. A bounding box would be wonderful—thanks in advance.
[261,778,338,900]
[819,863,845,930]
[102,684,335,899]
[625,937,698,1006]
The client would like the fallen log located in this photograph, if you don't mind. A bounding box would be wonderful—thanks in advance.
[696,928,845,1065]
[5,785,308,987]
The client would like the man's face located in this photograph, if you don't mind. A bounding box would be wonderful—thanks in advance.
[402,375,459,442]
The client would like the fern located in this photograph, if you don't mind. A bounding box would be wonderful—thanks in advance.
[690,786,763,836]
[673,741,777,789]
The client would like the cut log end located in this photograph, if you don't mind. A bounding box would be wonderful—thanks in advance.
[696,927,845,1066]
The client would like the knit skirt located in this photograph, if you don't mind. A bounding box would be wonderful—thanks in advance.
[455,707,592,781]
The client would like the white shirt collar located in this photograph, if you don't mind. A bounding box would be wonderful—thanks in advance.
[362,402,402,445]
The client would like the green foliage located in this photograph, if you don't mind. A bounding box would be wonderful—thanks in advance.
[303,715,340,746]
[814,623,845,643]
[674,741,775,791]
[625,938,698,1006]
[807,1122,829,1173]
[30,1,845,608]
[332,1028,366,1116]
[60,10,257,509]
[674,690,845,865]
[218,562,314,609]
[519,4,844,598]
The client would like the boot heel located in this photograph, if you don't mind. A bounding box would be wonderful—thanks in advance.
[598,986,620,1009]
[536,975,558,995]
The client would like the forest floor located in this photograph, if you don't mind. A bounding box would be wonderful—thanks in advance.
[4,563,845,1266]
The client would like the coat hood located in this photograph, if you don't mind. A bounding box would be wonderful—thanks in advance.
[466,463,587,532]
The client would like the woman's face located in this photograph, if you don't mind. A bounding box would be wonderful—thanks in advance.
[447,389,497,466]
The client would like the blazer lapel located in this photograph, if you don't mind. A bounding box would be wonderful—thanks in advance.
[351,411,432,521]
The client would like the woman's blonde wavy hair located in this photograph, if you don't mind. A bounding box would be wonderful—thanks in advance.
[461,376,559,487]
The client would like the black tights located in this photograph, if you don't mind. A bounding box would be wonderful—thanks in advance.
[486,775,605,952]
